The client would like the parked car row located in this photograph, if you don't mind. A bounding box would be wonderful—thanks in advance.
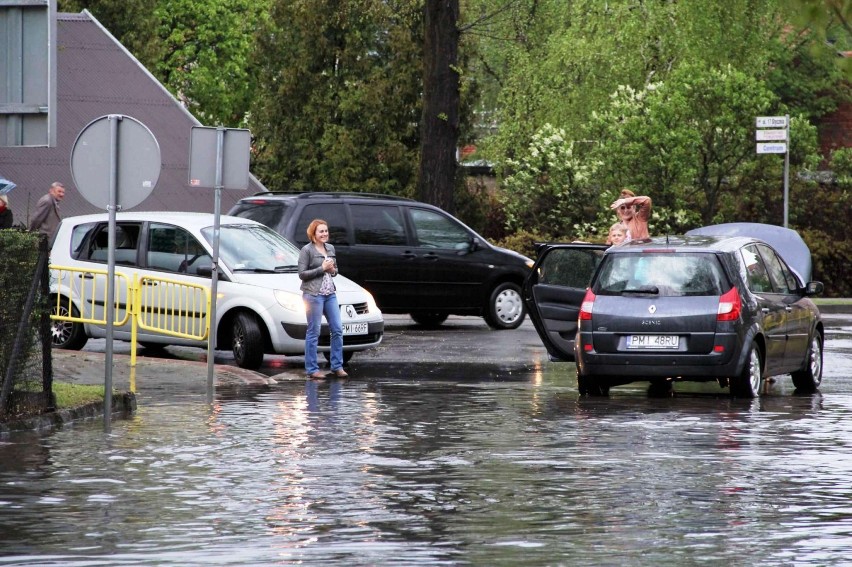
[50,192,825,398]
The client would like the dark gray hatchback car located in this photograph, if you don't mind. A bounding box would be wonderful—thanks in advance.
[523,223,824,397]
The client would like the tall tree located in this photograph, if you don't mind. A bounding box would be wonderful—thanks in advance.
[417,0,460,211]
[250,0,423,194]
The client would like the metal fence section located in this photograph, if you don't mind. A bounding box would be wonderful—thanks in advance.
[49,267,211,367]
[50,266,132,327]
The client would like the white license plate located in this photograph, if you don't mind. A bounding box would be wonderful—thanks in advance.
[343,323,368,335]
[627,334,679,349]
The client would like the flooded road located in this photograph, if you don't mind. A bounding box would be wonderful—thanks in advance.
[1,317,851,565]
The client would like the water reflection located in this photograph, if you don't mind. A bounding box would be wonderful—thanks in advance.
[2,375,852,565]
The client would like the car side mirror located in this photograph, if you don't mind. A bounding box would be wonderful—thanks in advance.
[805,281,824,296]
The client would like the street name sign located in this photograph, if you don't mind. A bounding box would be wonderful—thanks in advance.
[756,129,787,141]
[756,116,787,128]
[756,142,787,154]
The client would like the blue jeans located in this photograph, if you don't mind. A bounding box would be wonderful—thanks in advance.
[303,292,343,374]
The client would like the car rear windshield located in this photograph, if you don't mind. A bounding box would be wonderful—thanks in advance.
[593,252,729,297]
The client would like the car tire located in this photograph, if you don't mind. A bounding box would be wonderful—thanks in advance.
[50,299,88,350]
[322,350,354,364]
[484,282,525,330]
[410,312,449,328]
[731,344,762,398]
[791,332,823,393]
[232,312,264,370]
[578,376,610,396]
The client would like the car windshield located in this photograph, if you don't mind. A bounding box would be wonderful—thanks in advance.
[201,224,301,273]
[593,252,728,297]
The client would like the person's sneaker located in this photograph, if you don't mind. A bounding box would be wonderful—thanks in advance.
[308,371,327,379]
[332,368,349,378]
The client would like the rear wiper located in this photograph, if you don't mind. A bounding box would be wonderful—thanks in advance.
[622,285,659,294]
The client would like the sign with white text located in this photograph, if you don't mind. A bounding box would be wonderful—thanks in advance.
[756,129,787,141]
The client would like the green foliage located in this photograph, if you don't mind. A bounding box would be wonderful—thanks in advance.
[492,229,554,261]
[498,124,599,237]
[250,0,423,195]
[831,147,852,185]
[154,0,268,127]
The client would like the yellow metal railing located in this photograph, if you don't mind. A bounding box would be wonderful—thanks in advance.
[50,266,211,368]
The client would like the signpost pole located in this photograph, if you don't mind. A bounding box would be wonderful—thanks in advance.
[783,114,790,228]
[104,115,121,431]
[206,127,225,403]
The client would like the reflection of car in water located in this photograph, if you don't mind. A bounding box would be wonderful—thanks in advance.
[523,223,824,397]
[49,212,384,369]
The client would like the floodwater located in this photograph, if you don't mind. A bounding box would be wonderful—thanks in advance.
[1,332,852,565]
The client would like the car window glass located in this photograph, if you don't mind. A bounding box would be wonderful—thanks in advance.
[82,223,141,266]
[539,248,604,288]
[350,204,406,245]
[202,224,300,272]
[70,222,97,259]
[595,253,726,296]
[741,245,773,293]
[147,223,211,275]
[294,203,349,245]
[409,208,469,249]
[757,244,795,294]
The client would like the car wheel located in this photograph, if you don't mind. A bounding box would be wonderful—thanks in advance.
[50,300,88,350]
[484,282,525,330]
[410,312,449,328]
[791,332,823,393]
[232,312,264,370]
[578,376,610,396]
[322,351,354,364]
[731,344,762,398]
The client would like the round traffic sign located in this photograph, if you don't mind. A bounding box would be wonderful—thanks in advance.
[70,115,161,210]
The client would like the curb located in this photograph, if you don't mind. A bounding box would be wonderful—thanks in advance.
[0,392,136,436]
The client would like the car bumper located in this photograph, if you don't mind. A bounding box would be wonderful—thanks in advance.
[281,320,384,350]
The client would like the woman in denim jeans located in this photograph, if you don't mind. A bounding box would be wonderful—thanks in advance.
[298,219,347,379]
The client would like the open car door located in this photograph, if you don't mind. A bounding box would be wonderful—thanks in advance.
[522,243,608,362]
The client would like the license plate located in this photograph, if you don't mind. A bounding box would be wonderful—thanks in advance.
[343,323,368,335]
[627,334,679,349]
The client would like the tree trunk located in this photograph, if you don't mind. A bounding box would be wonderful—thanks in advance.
[417,0,459,213]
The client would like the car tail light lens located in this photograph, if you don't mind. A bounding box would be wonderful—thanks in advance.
[579,289,596,320]
[717,287,742,321]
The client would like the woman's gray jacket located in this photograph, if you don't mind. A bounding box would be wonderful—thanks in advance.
[298,243,338,294]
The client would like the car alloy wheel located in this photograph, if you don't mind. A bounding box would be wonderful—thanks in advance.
[50,300,88,350]
[731,345,762,398]
[232,312,264,370]
[791,332,823,392]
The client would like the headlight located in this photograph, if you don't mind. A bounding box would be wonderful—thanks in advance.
[274,289,304,313]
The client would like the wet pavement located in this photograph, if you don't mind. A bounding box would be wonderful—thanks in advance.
[0,313,851,565]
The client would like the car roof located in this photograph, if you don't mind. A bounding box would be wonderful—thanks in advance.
[236,191,417,203]
[60,211,259,231]
[686,222,812,282]
[605,234,756,254]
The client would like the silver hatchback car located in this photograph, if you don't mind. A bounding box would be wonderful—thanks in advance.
[523,223,824,397]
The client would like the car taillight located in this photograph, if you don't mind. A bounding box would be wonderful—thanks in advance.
[579,289,596,320]
[717,287,741,321]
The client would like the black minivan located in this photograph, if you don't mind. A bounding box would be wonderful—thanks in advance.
[228,192,533,329]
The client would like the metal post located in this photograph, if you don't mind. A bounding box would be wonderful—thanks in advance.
[783,114,790,229]
[206,127,225,403]
[104,114,122,430]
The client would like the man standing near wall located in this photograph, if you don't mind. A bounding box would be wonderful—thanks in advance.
[29,181,65,240]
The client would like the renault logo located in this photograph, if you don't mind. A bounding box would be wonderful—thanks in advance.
[346,304,355,318]
[648,305,657,314]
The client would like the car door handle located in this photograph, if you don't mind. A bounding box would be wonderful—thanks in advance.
[785,306,792,312]
[80,273,95,280]
[401,251,417,259]
[761,307,770,313]
[422,253,439,261]
[143,280,159,287]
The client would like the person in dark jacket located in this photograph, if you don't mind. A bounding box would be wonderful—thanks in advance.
[29,181,66,239]
[0,195,12,229]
